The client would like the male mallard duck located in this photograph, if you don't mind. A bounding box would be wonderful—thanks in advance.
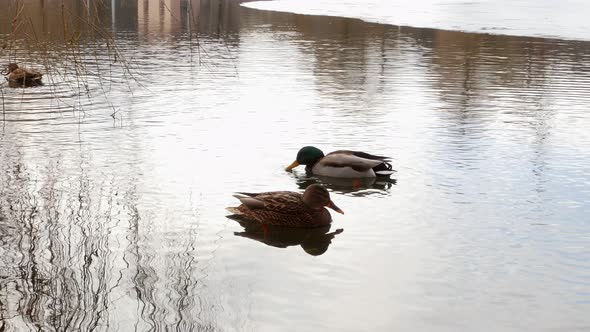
[226,184,343,228]
[2,63,43,87]
[286,146,394,178]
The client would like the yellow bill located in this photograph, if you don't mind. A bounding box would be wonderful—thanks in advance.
[285,160,300,171]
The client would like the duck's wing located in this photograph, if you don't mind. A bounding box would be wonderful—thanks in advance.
[329,150,391,161]
[234,191,293,198]
[320,152,384,171]
[327,150,394,175]
[9,68,43,81]
[234,191,305,214]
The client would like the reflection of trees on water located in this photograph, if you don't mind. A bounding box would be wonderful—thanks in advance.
[133,0,240,38]
[249,10,590,125]
[426,30,590,121]
[0,146,219,331]
[252,13,399,122]
[123,194,217,331]
[424,30,590,181]
[0,0,240,99]
[0,150,122,331]
[0,0,240,37]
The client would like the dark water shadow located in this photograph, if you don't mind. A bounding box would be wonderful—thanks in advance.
[228,217,343,256]
[289,172,396,197]
[6,79,44,88]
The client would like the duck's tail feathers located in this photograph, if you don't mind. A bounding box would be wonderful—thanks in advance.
[226,207,243,214]
[375,170,396,177]
[231,195,265,209]
[351,151,391,161]
[234,192,258,197]
[373,160,395,177]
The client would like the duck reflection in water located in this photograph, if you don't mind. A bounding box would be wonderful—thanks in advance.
[229,217,344,256]
[292,173,396,197]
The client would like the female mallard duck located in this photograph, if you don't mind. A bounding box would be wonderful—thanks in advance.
[286,146,394,178]
[226,184,343,228]
[2,63,43,87]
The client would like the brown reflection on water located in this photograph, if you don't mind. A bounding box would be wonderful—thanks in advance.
[423,29,590,184]
[0,1,109,41]
[134,0,241,40]
[230,218,343,256]
[0,0,240,66]
[0,0,237,35]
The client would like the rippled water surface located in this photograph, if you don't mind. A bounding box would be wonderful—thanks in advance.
[1,1,590,331]
[245,0,590,41]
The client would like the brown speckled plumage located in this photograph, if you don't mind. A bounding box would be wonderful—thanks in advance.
[3,63,43,87]
[226,184,342,228]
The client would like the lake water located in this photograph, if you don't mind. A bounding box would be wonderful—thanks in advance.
[244,0,590,41]
[1,1,589,331]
